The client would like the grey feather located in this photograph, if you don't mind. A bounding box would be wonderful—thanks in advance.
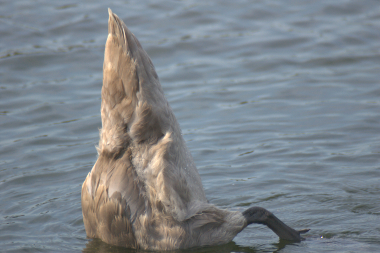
[81,8,308,250]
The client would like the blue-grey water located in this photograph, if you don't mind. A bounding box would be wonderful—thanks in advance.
[1,1,379,252]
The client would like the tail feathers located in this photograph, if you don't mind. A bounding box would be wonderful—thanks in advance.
[100,9,173,155]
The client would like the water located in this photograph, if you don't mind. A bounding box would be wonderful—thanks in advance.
[1,0,379,252]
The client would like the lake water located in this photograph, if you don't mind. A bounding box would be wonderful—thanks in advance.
[1,0,379,252]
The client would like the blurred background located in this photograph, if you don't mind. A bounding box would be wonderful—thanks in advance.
[0,0,379,252]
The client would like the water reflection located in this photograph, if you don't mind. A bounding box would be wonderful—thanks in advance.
[83,239,259,253]
[82,238,306,253]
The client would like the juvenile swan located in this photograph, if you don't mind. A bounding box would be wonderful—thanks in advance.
[81,9,308,250]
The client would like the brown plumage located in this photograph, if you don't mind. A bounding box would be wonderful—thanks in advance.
[81,9,309,250]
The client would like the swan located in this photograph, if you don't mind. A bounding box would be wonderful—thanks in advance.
[81,9,309,250]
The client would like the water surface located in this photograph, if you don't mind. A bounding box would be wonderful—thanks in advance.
[1,0,379,252]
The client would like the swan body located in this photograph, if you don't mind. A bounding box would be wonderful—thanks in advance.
[81,9,307,250]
